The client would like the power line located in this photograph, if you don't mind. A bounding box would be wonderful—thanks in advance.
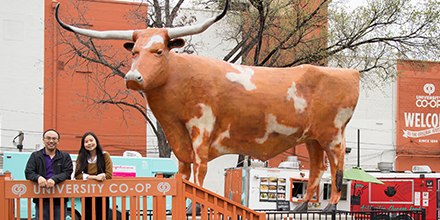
[0,107,147,120]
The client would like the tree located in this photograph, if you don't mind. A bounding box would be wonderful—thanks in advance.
[52,0,198,157]
[217,0,329,66]
[220,0,440,82]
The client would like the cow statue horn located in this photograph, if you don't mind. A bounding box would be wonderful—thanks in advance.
[55,0,229,40]
[167,0,229,38]
[55,3,134,41]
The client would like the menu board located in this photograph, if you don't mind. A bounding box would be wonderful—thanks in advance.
[259,177,286,202]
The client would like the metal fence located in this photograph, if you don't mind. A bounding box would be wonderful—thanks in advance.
[176,207,425,220]
[257,209,425,220]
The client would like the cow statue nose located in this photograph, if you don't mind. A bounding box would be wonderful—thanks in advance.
[124,70,144,84]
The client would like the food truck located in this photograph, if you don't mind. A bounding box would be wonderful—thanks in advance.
[3,151,178,219]
[351,164,440,220]
[224,156,351,211]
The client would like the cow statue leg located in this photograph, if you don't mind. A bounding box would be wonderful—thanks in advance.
[179,161,192,181]
[190,138,210,186]
[184,103,216,186]
[161,121,195,182]
[293,140,326,211]
[192,155,209,186]
[323,139,346,212]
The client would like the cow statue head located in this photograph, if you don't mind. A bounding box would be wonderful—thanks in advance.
[55,1,228,91]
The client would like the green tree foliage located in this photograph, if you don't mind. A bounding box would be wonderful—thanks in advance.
[221,0,440,81]
[330,0,440,80]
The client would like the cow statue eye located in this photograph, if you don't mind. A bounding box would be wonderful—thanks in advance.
[157,50,163,55]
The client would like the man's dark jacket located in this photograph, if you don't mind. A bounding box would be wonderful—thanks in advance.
[25,148,73,204]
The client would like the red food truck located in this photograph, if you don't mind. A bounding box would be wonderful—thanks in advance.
[351,164,439,219]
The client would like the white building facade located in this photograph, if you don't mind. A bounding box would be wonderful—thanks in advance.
[0,0,45,152]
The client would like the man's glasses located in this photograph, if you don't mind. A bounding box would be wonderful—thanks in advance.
[44,137,59,141]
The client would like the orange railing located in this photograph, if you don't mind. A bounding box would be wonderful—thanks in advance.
[0,172,265,220]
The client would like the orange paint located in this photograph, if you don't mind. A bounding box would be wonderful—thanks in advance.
[190,126,200,143]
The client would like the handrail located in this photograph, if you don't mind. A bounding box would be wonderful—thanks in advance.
[0,173,265,220]
[181,177,265,220]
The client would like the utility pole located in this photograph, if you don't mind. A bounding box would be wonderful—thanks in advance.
[357,129,360,167]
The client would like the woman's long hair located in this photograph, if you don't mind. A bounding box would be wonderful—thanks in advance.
[75,131,106,177]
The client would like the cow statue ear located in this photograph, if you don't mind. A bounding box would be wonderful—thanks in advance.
[123,42,135,51]
[168,38,185,49]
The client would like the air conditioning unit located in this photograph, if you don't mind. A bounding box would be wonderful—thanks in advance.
[123,151,142,158]
[412,165,432,173]
[278,156,300,169]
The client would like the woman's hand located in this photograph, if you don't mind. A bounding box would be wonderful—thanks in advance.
[96,175,106,181]
[88,175,105,181]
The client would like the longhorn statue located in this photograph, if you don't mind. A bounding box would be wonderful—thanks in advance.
[55,1,359,211]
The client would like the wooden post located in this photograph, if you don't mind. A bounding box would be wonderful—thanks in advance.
[153,173,166,220]
[172,174,184,219]
[0,173,11,220]
[260,211,267,220]
[5,171,14,220]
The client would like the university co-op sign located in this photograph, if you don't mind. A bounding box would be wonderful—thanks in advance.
[4,179,176,198]
[415,84,438,107]
[403,83,440,140]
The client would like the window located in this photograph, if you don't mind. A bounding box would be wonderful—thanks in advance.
[291,182,304,199]
[290,179,318,202]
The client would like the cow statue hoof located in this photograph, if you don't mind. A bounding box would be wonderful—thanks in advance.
[322,203,337,212]
[293,201,308,212]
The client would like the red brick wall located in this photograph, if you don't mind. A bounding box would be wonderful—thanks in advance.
[44,0,148,155]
